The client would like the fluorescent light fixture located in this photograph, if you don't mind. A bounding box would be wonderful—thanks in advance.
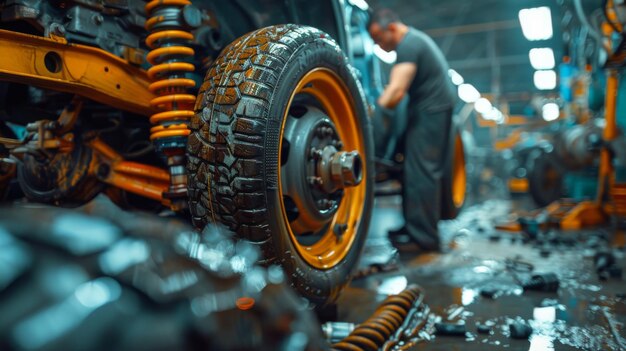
[534,70,557,90]
[448,69,464,85]
[373,44,397,64]
[519,7,553,41]
[529,48,555,69]
[474,98,492,114]
[542,102,560,121]
[458,83,480,103]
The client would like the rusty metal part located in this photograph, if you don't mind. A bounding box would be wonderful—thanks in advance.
[17,133,102,205]
[88,138,170,205]
[0,29,155,116]
[332,285,426,351]
[8,97,84,157]
[0,137,22,148]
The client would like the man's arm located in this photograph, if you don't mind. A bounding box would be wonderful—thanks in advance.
[377,62,417,109]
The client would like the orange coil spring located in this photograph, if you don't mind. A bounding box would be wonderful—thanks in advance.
[144,0,196,141]
[332,286,423,351]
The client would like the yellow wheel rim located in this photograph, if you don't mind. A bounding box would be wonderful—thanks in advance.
[452,132,466,208]
[278,68,367,269]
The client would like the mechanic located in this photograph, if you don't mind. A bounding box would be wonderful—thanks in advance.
[368,8,456,252]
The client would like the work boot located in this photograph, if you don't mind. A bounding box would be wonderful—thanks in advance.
[387,226,440,252]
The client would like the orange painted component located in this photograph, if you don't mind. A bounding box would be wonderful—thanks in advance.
[235,297,255,311]
[278,68,367,269]
[88,139,170,205]
[113,161,170,182]
[147,78,196,94]
[144,3,197,141]
[149,124,192,140]
[452,132,466,208]
[106,171,169,202]
[508,178,529,193]
[560,201,607,230]
[150,110,195,124]
[0,29,155,116]
[144,0,191,14]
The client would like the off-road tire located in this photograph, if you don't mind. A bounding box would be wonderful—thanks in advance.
[187,24,374,306]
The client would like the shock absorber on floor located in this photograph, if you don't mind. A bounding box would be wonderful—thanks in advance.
[145,0,200,210]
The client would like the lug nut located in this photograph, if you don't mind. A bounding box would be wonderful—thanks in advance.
[330,151,363,187]
[308,176,323,186]
[334,223,348,235]
[309,148,323,160]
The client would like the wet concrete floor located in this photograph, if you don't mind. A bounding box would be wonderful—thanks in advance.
[336,196,626,350]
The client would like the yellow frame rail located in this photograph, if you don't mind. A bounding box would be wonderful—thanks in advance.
[0,30,156,116]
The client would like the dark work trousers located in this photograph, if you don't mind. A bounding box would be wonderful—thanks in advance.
[402,105,453,251]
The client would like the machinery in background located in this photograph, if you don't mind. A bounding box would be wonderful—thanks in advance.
[505,0,626,229]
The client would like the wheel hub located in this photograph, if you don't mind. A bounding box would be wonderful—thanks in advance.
[281,105,363,236]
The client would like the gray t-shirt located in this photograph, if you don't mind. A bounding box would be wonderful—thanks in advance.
[396,27,456,111]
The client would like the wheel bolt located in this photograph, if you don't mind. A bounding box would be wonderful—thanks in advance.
[334,140,343,149]
[334,223,348,236]
[308,176,323,186]
[309,148,323,160]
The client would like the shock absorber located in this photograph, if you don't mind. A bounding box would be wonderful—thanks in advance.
[144,0,199,210]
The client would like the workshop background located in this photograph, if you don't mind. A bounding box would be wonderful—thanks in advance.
[0,0,625,350]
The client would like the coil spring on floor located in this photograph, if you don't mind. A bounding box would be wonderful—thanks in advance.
[332,285,424,351]
[144,0,198,208]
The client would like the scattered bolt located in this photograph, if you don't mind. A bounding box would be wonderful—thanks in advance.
[434,322,466,336]
[480,287,500,299]
[509,321,532,339]
[594,251,615,273]
[522,273,559,292]
[488,234,500,242]
[476,324,492,334]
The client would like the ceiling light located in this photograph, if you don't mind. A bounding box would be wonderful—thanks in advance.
[448,69,464,85]
[474,98,492,114]
[519,7,553,41]
[373,44,397,64]
[458,83,480,103]
[529,48,555,70]
[483,107,503,122]
[534,70,557,90]
[542,103,560,121]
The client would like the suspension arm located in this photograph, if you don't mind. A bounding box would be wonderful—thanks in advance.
[0,30,156,116]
